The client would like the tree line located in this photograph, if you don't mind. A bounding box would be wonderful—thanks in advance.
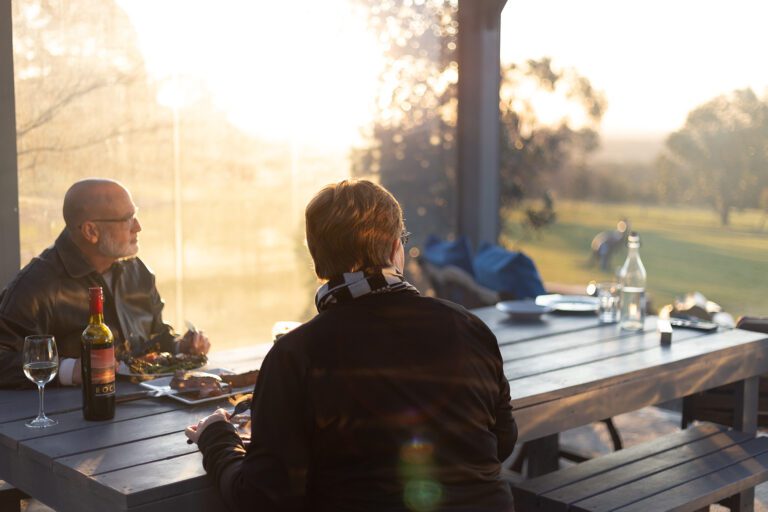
[352,0,768,230]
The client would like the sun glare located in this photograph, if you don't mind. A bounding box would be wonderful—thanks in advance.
[117,0,386,150]
[501,0,768,137]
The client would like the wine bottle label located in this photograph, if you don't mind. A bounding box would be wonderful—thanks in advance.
[90,346,115,396]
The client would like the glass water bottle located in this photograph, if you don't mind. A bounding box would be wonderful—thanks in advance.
[618,232,647,332]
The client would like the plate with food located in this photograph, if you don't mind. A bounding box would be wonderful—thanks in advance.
[117,351,209,378]
[535,294,600,313]
[139,368,260,405]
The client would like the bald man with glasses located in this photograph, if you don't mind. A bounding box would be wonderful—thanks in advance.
[0,178,210,389]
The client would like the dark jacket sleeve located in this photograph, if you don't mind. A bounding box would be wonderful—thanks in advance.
[464,309,518,461]
[493,372,517,461]
[196,342,310,512]
[0,275,54,389]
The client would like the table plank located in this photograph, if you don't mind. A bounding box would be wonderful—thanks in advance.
[17,405,220,463]
[0,387,86,422]
[472,308,601,345]
[0,399,187,450]
[55,431,196,477]
[90,451,212,508]
[508,327,768,406]
[512,331,768,441]
[502,325,705,379]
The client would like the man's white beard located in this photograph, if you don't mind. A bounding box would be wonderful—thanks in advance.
[98,233,138,259]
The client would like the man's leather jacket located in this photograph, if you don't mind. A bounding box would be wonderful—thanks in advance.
[0,230,177,388]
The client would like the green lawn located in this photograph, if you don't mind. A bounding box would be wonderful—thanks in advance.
[501,200,768,318]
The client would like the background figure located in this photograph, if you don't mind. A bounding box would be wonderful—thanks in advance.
[591,218,630,271]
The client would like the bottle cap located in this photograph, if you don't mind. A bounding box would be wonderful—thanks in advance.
[89,287,104,314]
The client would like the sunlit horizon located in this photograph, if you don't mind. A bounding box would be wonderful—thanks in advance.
[117,0,768,146]
[117,0,385,151]
[502,0,768,138]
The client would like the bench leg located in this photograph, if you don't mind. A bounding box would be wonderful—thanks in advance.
[0,487,26,512]
[525,434,560,478]
[726,376,760,512]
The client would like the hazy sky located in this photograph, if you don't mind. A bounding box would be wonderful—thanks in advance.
[501,0,768,136]
[119,0,768,146]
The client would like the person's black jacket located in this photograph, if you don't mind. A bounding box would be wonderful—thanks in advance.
[198,291,516,512]
[0,229,177,388]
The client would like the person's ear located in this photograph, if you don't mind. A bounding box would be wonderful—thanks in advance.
[389,237,400,264]
[80,221,100,244]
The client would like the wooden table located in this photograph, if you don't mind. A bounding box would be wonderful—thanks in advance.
[0,345,270,512]
[1,312,767,511]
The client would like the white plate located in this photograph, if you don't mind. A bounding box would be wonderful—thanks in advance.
[496,300,554,320]
[117,360,207,379]
[139,368,252,405]
[535,294,600,313]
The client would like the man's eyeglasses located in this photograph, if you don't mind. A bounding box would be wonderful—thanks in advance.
[84,210,139,226]
[400,230,412,246]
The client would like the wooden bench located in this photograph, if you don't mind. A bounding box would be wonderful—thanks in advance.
[512,424,768,511]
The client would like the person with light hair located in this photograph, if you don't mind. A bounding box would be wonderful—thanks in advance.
[186,179,516,511]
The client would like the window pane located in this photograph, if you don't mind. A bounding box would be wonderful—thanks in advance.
[500,1,768,317]
[12,0,389,348]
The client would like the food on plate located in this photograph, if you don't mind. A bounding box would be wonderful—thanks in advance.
[125,351,207,375]
[220,370,260,388]
[170,371,227,398]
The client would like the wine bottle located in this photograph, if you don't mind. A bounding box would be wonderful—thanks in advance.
[81,286,115,420]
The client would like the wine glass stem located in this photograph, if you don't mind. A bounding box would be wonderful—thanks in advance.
[37,384,45,419]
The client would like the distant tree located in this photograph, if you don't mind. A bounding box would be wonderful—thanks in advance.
[350,1,605,240]
[349,0,459,239]
[12,0,158,181]
[498,58,605,206]
[657,88,768,225]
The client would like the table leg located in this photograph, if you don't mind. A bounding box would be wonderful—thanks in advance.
[525,434,560,478]
[724,376,759,512]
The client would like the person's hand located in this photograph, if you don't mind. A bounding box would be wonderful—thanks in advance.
[185,408,229,444]
[179,329,211,355]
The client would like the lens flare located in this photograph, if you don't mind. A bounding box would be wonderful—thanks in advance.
[404,479,442,511]
[400,437,442,511]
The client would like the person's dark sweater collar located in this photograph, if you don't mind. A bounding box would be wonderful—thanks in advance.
[54,229,99,279]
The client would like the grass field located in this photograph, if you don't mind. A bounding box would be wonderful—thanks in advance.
[501,200,768,318]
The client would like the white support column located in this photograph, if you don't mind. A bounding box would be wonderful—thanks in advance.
[456,0,506,250]
[0,0,20,288]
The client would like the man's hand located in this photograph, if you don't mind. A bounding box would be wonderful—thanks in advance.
[185,408,229,444]
[178,329,211,355]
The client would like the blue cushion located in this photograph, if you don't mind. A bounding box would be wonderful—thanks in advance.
[473,243,546,299]
[421,235,474,276]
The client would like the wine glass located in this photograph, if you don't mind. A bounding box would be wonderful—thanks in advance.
[23,335,59,428]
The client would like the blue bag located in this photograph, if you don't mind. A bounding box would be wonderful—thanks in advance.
[421,235,474,276]
[473,243,546,299]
